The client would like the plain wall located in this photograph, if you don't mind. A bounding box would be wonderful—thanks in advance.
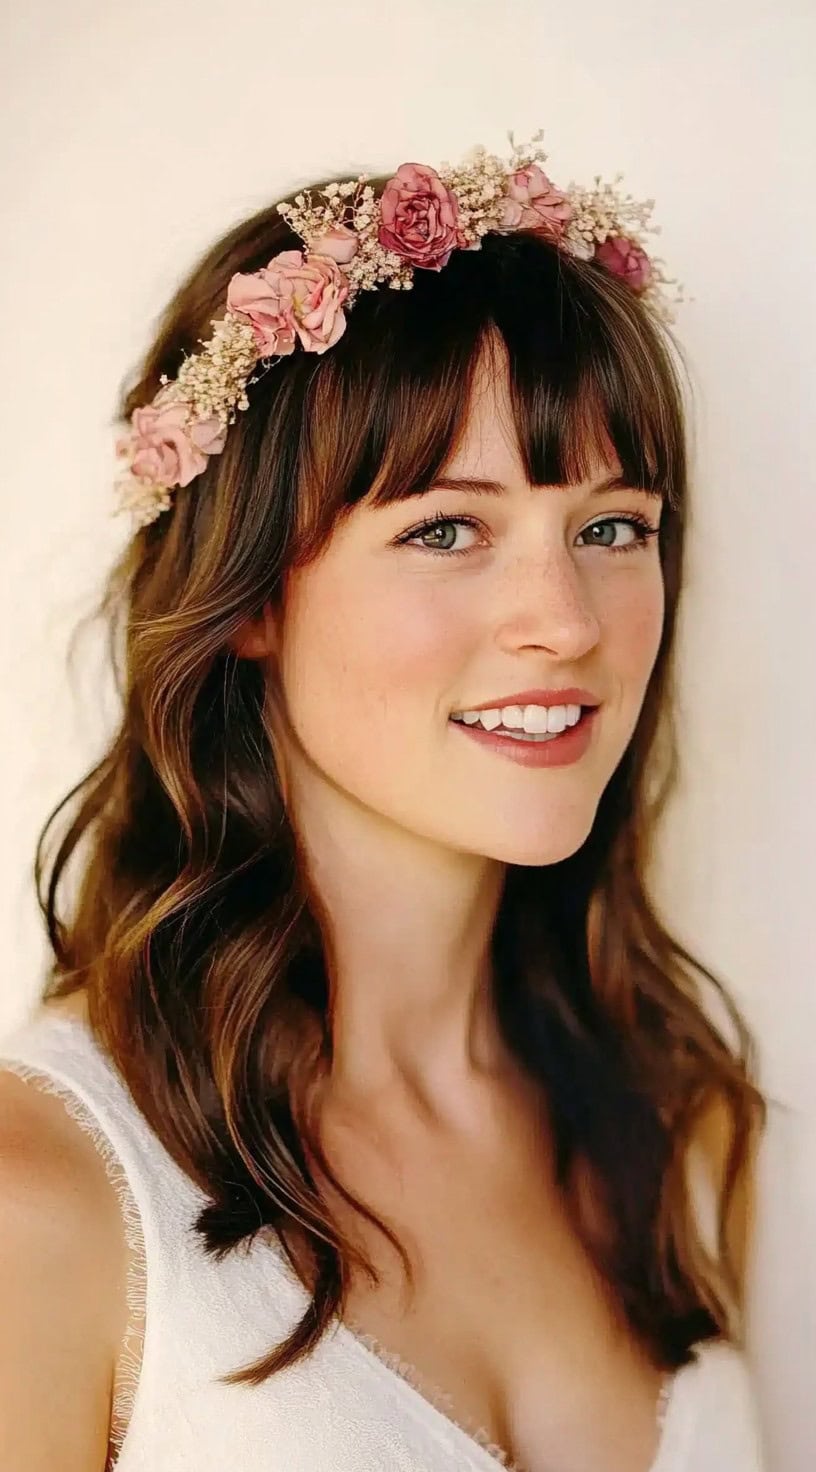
[1,2,814,1467]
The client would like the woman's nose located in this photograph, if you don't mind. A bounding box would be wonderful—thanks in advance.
[491,549,601,658]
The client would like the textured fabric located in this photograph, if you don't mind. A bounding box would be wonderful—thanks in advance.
[0,1008,768,1472]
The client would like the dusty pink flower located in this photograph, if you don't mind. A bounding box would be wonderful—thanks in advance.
[593,235,653,293]
[187,416,229,455]
[227,249,350,356]
[117,395,226,488]
[310,224,360,265]
[378,162,467,271]
[496,165,574,238]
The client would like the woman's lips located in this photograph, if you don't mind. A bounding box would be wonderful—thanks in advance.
[449,706,599,768]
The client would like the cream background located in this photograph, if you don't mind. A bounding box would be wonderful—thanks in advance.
[0,1,814,1467]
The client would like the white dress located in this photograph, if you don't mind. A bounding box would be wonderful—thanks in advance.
[0,1008,769,1471]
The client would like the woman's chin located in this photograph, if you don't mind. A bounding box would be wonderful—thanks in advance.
[462,813,597,868]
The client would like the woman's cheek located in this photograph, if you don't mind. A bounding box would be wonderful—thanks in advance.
[599,564,664,670]
[280,565,455,750]
[363,582,472,694]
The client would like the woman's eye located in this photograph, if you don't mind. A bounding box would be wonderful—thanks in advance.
[399,514,482,558]
[578,515,660,556]
[398,512,659,559]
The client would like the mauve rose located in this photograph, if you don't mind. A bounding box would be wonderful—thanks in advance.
[378,162,467,271]
[496,165,574,238]
[310,224,359,265]
[227,249,349,356]
[593,235,653,293]
[118,398,225,488]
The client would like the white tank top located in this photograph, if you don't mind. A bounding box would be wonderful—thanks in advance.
[0,1008,768,1472]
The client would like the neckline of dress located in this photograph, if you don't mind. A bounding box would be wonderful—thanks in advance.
[338,1311,684,1472]
[263,1225,698,1472]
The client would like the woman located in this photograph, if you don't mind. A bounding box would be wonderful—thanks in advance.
[0,132,769,1470]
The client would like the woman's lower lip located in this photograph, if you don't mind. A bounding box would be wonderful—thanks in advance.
[448,708,599,767]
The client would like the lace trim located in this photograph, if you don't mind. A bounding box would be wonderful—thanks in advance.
[342,1317,677,1472]
[346,1322,520,1467]
[0,1062,146,1467]
[268,1229,678,1471]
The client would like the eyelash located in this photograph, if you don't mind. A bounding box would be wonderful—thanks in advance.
[396,511,660,559]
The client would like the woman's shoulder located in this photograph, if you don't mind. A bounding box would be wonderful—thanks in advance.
[0,990,136,1382]
[0,994,129,1336]
[0,1054,128,1306]
[0,1057,128,1470]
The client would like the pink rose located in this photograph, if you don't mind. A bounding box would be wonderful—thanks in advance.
[227,249,349,356]
[310,224,360,265]
[187,416,229,456]
[496,165,574,238]
[117,395,226,488]
[378,162,468,271]
[593,235,653,293]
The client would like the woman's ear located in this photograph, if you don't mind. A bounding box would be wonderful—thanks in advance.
[228,602,279,660]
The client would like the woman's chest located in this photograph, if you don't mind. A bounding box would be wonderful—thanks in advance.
[309,1094,670,1472]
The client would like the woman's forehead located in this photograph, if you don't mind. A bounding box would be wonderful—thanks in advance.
[453,339,621,479]
[448,377,621,489]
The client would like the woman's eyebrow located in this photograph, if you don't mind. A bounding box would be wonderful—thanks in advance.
[430,474,662,499]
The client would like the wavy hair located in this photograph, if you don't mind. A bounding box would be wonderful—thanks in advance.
[35,168,768,1387]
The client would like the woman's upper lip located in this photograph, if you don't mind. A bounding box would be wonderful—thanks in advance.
[451,687,601,713]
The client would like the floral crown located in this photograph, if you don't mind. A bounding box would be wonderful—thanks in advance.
[114,128,683,528]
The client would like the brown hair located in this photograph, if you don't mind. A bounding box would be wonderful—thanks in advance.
[36,169,769,1388]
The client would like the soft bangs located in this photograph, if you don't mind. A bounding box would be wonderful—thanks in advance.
[287,228,685,561]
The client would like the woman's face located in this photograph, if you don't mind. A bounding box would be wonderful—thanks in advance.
[247,349,665,867]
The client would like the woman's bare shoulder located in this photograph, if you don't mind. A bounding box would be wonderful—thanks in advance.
[0,1044,125,1470]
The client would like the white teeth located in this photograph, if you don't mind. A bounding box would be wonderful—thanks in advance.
[528,706,564,735]
[500,705,525,729]
[522,706,552,734]
[453,703,584,733]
